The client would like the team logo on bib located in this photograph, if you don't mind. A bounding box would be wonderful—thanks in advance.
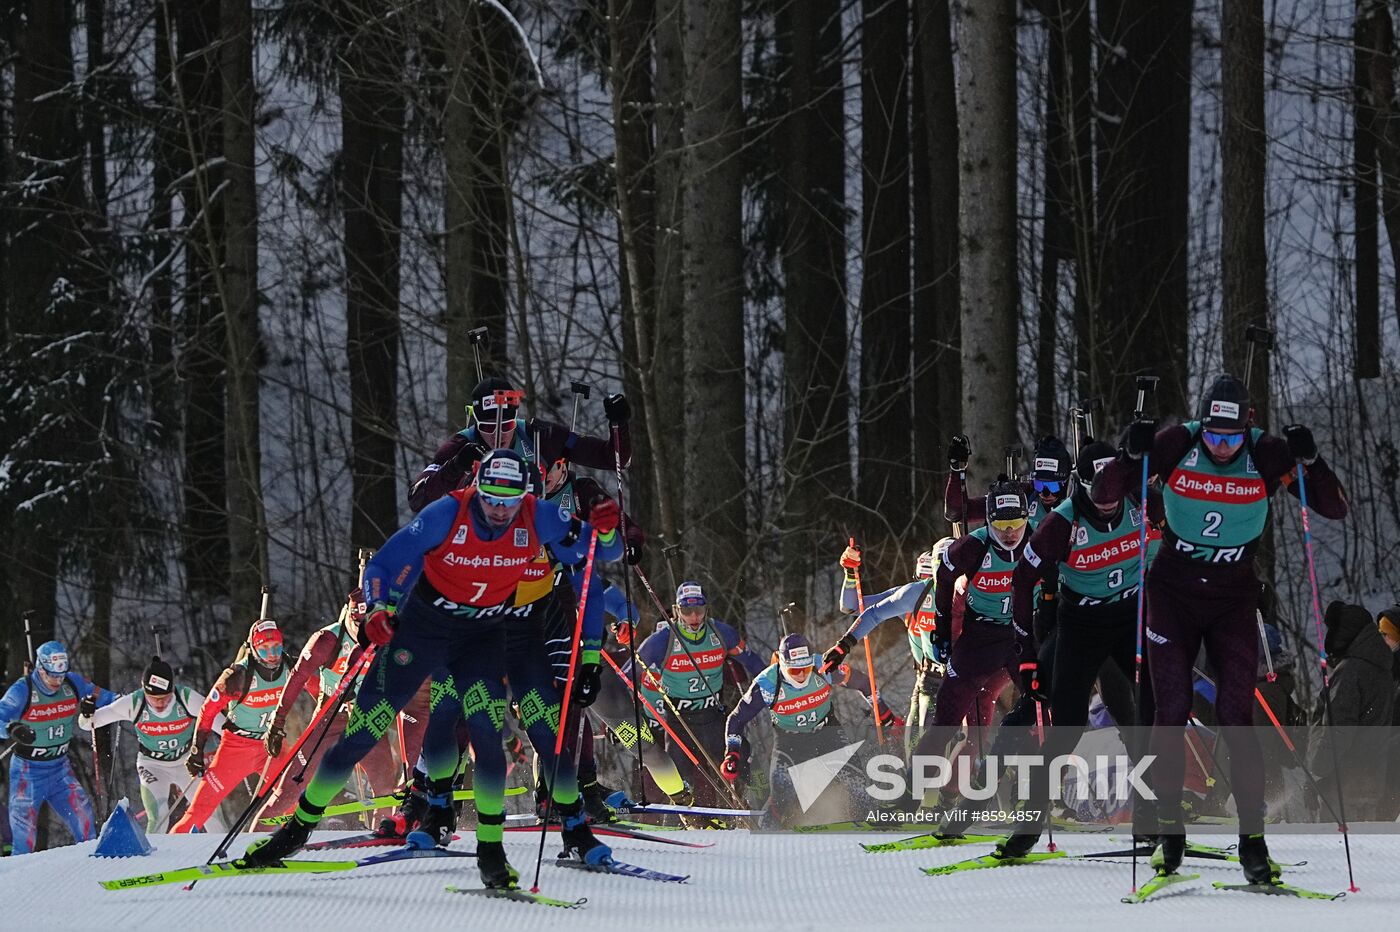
[1075,526,1089,545]
[513,528,529,547]
[1130,507,1142,527]
[452,524,469,545]
[981,553,993,569]
[1183,449,1199,467]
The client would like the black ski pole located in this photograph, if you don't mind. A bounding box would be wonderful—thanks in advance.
[609,412,647,803]
[466,326,488,384]
[1128,374,1158,895]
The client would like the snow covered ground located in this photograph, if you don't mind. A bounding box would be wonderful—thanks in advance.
[4,825,1396,931]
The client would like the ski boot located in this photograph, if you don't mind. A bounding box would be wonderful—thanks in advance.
[377,771,429,838]
[477,840,520,889]
[406,781,457,849]
[1237,833,1276,885]
[580,776,621,824]
[559,799,613,866]
[992,832,1039,861]
[1151,829,1186,875]
[240,813,315,867]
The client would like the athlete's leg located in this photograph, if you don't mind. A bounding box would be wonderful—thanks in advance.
[47,761,95,843]
[8,757,42,854]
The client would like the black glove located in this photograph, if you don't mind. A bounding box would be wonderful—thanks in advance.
[8,722,36,745]
[822,634,856,672]
[264,724,285,758]
[625,539,644,566]
[1124,418,1157,460]
[1019,662,1047,703]
[185,745,206,777]
[947,434,971,472]
[603,393,631,426]
[932,622,952,668]
[1283,424,1317,464]
[79,694,97,718]
[449,438,491,472]
[573,663,602,708]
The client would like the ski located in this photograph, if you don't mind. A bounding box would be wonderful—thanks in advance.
[305,833,404,851]
[99,858,357,891]
[862,833,1002,853]
[1212,880,1344,901]
[505,822,713,848]
[615,802,756,818]
[447,885,587,908]
[1077,843,1302,871]
[921,850,1067,876]
[555,855,689,883]
[1121,871,1200,904]
[259,787,525,826]
[355,847,476,867]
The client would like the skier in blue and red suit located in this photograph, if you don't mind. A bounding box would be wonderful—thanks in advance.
[243,449,623,890]
[1090,374,1347,882]
[723,633,899,819]
[634,582,768,808]
[0,641,116,854]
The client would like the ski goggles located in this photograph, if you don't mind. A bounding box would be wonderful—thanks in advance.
[1202,429,1246,449]
[783,665,813,682]
[476,420,515,437]
[989,517,1028,533]
[477,489,526,508]
[1032,479,1062,495]
[252,641,282,664]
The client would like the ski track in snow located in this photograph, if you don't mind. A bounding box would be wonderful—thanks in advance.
[10,828,1397,930]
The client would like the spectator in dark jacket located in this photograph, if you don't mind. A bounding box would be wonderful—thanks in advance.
[1306,601,1396,821]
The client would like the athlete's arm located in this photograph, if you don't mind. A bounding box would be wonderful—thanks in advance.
[935,535,986,619]
[1255,433,1349,519]
[845,581,925,642]
[0,680,30,736]
[725,668,776,748]
[272,630,337,732]
[1092,425,1194,506]
[1014,512,1072,649]
[194,665,248,747]
[363,496,459,607]
[86,690,139,730]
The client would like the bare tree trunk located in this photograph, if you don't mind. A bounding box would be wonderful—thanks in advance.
[1355,1,1381,379]
[681,0,745,613]
[858,0,913,560]
[151,1,178,429]
[652,0,686,539]
[176,0,228,600]
[221,0,265,627]
[1221,0,1269,419]
[443,0,515,423]
[1058,0,1095,403]
[609,0,666,551]
[6,0,90,647]
[342,14,404,549]
[958,0,1020,484]
[779,0,849,603]
[1095,0,1193,422]
[1360,4,1400,347]
[1036,1,1071,439]
[913,0,961,534]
